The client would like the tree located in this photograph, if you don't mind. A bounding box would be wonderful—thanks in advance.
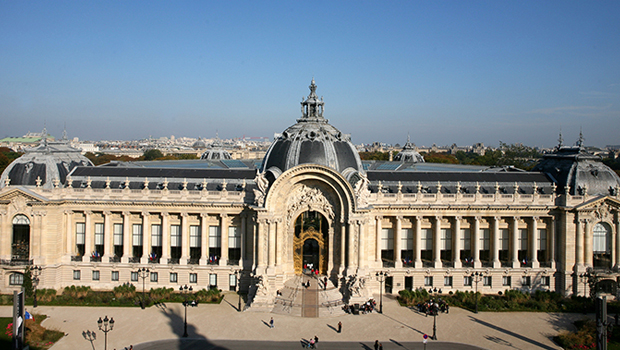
[23,266,33,298]
[143,149,164,161]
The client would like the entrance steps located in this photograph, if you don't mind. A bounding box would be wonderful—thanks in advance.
[271,275,346,317]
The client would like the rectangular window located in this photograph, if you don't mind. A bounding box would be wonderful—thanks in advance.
[522,276,531,287]
[94,223,105,245]
[209,226,221,248]
[170,225,181,247]
[76,223,86,244]
[541,276,550,286]
[229,274,237,291]
[10,273,24,285]
[189,273,198,284]
[518,229,528,250]
[73,270,81,280]
[499,229,509,251]
[463,276,472,287]
[483,276,492,286]
[421,229,433,250]
[170,273,178,283]
[593,225,608,253]
[92,270,100,281]
[461,228,471,250]
[440,228,452,250]
[444,276,452,287]
[111,271,119,281]
[151,225,162,247]
[209,273,217,288]
[502,276,511,287]
[480,228,490,250]
[424,276,433,286]
[150,272,158,282]
[131,272,138,282]
[401,228,413,250]
[381,228,394,250]
[189,225,201,248]
[113,223,123,245]
[537,229,547,251]
[228,226,241,248]
[132,224,142,246]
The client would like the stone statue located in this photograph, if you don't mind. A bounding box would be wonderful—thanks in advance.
[354,173,370,208]
[253,170,269,206]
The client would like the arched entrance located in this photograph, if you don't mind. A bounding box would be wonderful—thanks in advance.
[12,214,30,262]
[293,211,328,275]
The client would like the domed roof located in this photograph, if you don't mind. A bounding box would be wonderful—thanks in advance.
[0,131,94,189]
[532,132,620,196]
[200,137,231,160]
[394,134,425,163]
[261,79,364,181]
[192,138,207,149]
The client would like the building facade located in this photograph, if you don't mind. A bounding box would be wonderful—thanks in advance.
[1,80,620,312]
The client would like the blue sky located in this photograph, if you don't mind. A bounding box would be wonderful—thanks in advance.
[1,1,619,148]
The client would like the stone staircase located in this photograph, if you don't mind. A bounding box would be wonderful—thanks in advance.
[271,274,346,317]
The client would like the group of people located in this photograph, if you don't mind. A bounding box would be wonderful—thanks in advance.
[305,335,319,348]
[417,298,449,316]
[342,298,376,314]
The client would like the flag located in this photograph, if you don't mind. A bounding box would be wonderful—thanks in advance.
[25,311,34,321]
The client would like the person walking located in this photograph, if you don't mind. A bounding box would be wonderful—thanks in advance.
[374,340,379,350]
[379,342,383,350]
[337,321,342,333]
[270,317,274,328]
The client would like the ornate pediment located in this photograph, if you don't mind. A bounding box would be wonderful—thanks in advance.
[574,196,620,220]
[286,184,335,225]
[0,187,48,204]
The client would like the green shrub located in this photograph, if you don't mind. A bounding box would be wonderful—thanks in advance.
[195,288,222,303]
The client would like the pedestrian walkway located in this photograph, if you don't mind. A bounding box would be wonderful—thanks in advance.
[0,293,586,350]
[301,275,318,317]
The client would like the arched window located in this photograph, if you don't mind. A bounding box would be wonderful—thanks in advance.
[9,273,23,286]
[593,222,612,269]
[12,214,30,225]
[12,214,31,261]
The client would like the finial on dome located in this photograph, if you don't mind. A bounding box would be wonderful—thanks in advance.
[576,127,584,148]
[557,128,563,149]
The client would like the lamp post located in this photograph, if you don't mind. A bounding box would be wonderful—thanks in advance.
[376,271,389,314]
[31,265,42,308]
[97,315,114,350]
[180,284,193,338]
[135,267,150,309]
[579,270,592,313]
[471,271,484,314]
[427,287,439,340]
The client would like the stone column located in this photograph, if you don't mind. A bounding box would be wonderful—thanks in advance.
[64,211,74,260]
[328,224,334,272]
[511,217,520,268]
[0,211,8,260]
[576,215,584,267]
[492,217,501,268]
[200,213,209,265]
[84,211,93,260]
[122,211,131,263]
[530,217,539,268]
[161,212,170,261]
[180,212,189,265]
[103,211,112,259]
[241,213,247,265]
[584,218,592,267]
[549,216,556,268]
[473,217,481,268]
[141,211,151,264]
[348,220,355,269]
[267,218,276,269]
[220,214,229,266]
[615,213,620,269]
[395,216,403,268]
[453,217,462,268]
[275,218,282,266]
[375,216,382,265]
[414,216,422,268]
[257,218,266,269]
[357,220,364,268]
[340,221,346,271]
[434,216,442,268]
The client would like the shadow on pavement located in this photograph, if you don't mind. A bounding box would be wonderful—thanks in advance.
[469,316,555,350]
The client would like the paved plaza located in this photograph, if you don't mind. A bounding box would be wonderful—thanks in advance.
[0,293,586,350]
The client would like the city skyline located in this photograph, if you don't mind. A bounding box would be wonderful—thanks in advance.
[1,1,619,148]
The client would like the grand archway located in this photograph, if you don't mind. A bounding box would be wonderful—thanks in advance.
[12,214,30,262]
[293,211,328,274]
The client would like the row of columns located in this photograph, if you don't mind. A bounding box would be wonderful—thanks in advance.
[375,215,556,269]
[64,210,247,266]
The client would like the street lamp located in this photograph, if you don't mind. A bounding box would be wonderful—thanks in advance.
[135,267,150,309]
[180,284,193,338]
[471,271,484,314]
[431,298,439,340]
[97,315,114,350]
[31,265,42,308]
[376,271,389,314]
[579,270,592,313]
